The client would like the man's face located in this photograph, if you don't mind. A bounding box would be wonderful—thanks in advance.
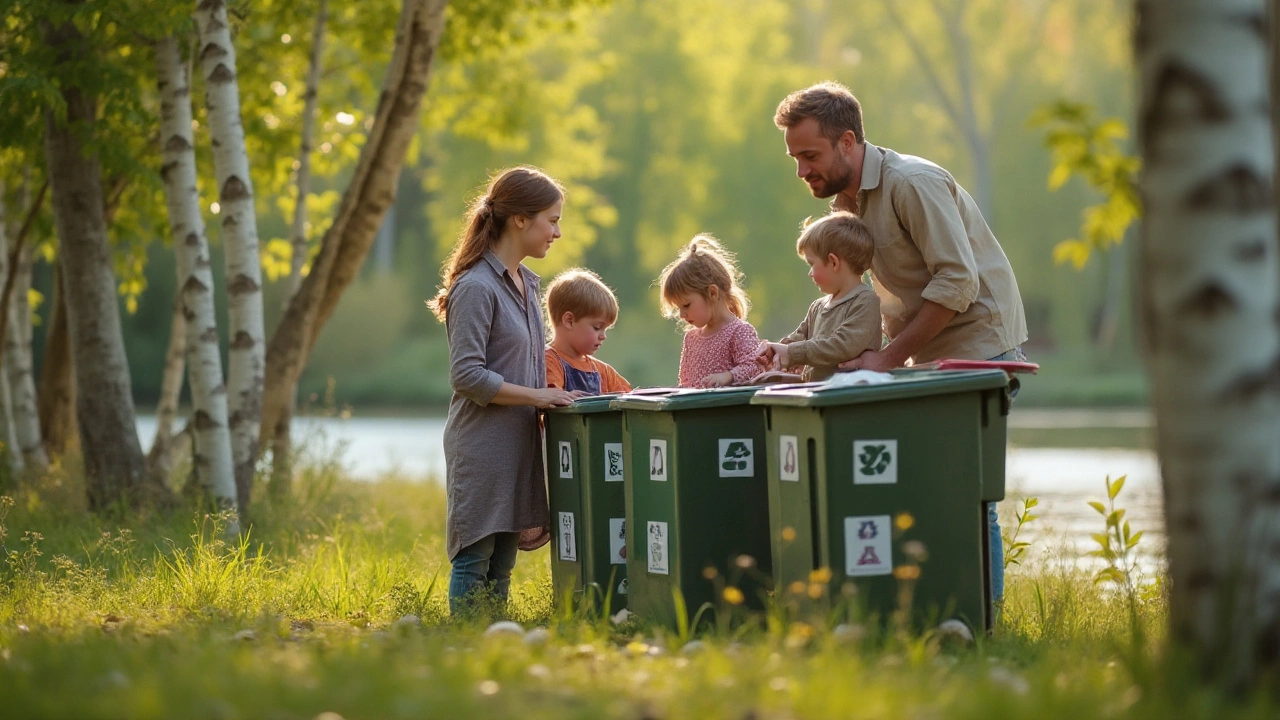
[784,117,854,199]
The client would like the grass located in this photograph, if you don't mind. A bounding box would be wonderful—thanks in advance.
[0,454,1274,719]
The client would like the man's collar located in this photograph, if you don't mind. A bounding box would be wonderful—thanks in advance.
[859,141,883,192]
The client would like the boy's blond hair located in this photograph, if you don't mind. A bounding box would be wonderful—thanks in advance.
[659,234,751,321]
[797,211,874,275]
[545,268,620,327]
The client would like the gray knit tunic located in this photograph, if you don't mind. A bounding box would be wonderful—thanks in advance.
[443,251,548,561]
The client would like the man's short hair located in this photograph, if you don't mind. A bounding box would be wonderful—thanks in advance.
[774,81,865,146]
[797,211,874,275]
[545,268,619,327]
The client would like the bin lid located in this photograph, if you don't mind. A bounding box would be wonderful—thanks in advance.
[546,393,625,415]
[908,358,1040,375]
[610,385,762,412]
[749,369,1008,407]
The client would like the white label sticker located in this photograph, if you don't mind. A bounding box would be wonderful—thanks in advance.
[609,517,626,565]
[779,435,799,482]
[558,511,577,562]
[647,521,669,575]
[649,439,668,482]
[718,438,755,478]
[844,515,893,577]
[853,440,898,485]
[557,441,573,479]
[617,577,628,595]
[604,443,624,482]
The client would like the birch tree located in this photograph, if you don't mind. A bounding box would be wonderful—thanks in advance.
[5,239,47,469]
[0,185,24,476]
[42,6,165,509]
[1137,0,1280,686]
[260,0,448,454]
[194,0,266,515]
[156,34,238,514]
[271,0,329,502]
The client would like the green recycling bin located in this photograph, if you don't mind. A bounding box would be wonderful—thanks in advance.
[612,386,773,626]
[751,369,1010,632]
[545,395,630,612]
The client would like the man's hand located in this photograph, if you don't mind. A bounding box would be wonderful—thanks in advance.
[699,371,734,388]
[837,348,902,373]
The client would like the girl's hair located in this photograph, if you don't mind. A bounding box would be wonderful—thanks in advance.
[658,234,751,321]
[427,166,565,322]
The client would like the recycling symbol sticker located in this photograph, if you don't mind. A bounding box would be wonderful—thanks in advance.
[853,440,898,485]
[718,438,754,478]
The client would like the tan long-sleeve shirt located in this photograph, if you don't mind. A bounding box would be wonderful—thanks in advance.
[781,283,882,382]
[834,142,1028,363]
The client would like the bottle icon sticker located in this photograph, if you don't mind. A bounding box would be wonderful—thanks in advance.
[649,439,667,482]
[779,435,799,482]
[609,517,626,565]
[844,515,892,576]
[647,521,669,575]
[604,443,624,482]
[718,438,754,477]
[853,440,898,485]
[558,512,577,562]
[558,441,573,479]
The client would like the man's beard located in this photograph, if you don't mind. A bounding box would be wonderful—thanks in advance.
[809,152,854,199]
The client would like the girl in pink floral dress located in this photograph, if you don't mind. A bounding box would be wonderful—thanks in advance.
[659,235,765,388]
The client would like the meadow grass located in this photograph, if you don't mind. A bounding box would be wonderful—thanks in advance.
[0,454,1274,720]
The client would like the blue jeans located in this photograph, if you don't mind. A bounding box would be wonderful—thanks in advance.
[985,347,1026,605]
[449,532,519,615]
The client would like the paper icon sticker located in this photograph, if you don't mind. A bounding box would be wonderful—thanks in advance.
[647,521,669,575]
[617,577,629,595]
[558,511,577,562]
[844,515,892,577]
[558,441,573,479]
[649,439,668,482]
[604,443,624,482]
[609,517,626,565]
[718,438,754,478]
[853,440,897,485]
[779,435,799,482]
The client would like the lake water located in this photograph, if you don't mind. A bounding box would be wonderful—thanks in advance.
[138,407,1164,570]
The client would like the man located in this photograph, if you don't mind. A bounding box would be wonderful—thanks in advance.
[774,81,1028,604]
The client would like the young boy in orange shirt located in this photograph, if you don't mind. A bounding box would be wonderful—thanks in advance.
[544,269,632,395]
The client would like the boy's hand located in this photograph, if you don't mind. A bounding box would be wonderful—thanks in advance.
[699,371,734,388]
[763,342,790,371]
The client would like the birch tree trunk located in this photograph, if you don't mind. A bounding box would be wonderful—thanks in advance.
[157,34,238,517]
[37,262,75,459]
[42,9,162,510]
[272,0,329,502]
[260,0,448,451]
[146,290,185,484]
[0,185,24,476]
[194,0,266,516]
[1137,0,1280,686]
[7,240,47,471]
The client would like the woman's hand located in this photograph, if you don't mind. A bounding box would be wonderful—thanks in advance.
[699,371,734,388]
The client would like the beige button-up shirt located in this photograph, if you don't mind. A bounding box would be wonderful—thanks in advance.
[834,142,1027,363]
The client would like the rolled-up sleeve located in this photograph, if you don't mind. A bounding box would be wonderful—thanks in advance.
[893,174,980,313]
[446,281,505,406]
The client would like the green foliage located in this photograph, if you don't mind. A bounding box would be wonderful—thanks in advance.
[1087,474,1148,599]
[1002,496,1040,569]
[1029,100,1141,270]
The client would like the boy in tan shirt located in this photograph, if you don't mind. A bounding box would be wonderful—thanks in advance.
[761,211,882,382]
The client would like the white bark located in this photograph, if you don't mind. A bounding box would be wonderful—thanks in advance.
[194,0,266,514]
[1138,0,1280,684]
[147,289,186,482]
[0,184,24,476]
[5,232,47,471]
[156,35,238,514]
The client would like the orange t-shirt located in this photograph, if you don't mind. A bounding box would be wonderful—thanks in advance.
[545,346,632,395]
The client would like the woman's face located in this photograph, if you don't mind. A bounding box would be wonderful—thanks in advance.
[517,199,563,259]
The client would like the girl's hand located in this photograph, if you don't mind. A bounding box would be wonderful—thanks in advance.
[699,371,733,388]
[532,388,580,408]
